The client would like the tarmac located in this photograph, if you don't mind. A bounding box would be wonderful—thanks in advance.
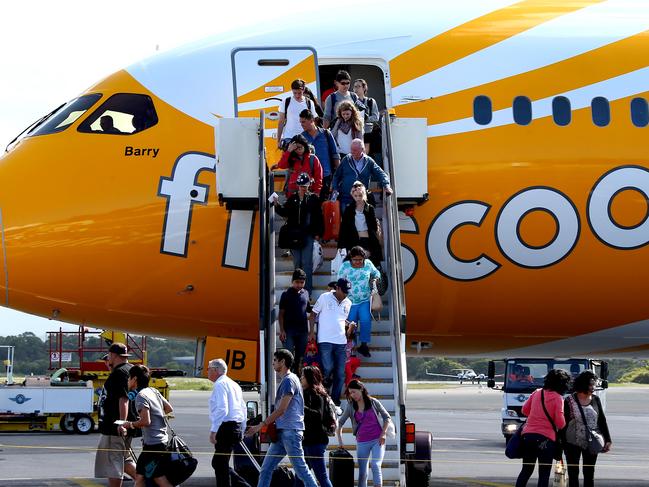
[1,385,648,486]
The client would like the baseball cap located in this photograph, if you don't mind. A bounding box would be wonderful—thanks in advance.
[296,172,311,186]
[336,278,352,294]
[106,342,130,357]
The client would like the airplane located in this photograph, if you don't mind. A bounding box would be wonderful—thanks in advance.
[426,368,487,385]
[2,0,649,379]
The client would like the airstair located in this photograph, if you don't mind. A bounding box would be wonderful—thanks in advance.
[258,114,412,486]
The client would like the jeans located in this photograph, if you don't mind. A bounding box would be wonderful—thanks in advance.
[318,342,347,405]
[294,443,333,487]
[357,438,385,487]
[516,433,556,487]
[257,429,317,487]
[565,442,598,487]
[211,422,251,487]
[291,236,314,294]
[348,301,372,344]
[282,333,308,374]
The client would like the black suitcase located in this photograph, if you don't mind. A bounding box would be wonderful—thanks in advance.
[234,416,263,486]
[270,465,295,486]
[328,447,355,487]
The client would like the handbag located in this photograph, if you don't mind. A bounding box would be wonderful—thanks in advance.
[165,418,198,486]
[278,223,305,249]
[264,421,279,443]
[505,422,525,459]
[575,395,605,455]
[312,240,323,273]
[331,248,346,275]
[370,280,383,313]
[540,389,564,461]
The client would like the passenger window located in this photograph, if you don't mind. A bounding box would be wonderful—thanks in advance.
[552,96,571,126]
[591,97,610,127]
[473,96,492,125]
[77,93,158,135]
[513,96,532,126]
[29,94,102,137]
[631,97,649,128]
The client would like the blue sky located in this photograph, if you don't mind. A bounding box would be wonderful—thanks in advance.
[0,0,324,337]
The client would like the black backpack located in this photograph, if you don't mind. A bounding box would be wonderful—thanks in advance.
[284,96,314,115]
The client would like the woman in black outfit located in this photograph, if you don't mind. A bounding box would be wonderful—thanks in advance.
[274,172,324,295]
[564,370,612,487]
[296,366,334,487]
[338,181,383,268]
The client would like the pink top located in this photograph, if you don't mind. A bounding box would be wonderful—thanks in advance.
[522,389,566,441]
[354,408,383,443]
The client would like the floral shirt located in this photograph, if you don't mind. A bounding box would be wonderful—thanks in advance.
[337,260,380,305]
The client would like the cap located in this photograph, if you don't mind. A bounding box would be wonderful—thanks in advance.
[296,172,311,186]
[107,342,130,357]
[101,353,109,361]
[336,278,352,294]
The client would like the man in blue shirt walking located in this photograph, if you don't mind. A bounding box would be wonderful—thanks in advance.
[300,109,340,200]
[246,349,318,487]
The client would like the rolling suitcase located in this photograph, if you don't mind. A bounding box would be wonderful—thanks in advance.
[322,199,341,241]
[238,437,296,487]
[328,447,355,487]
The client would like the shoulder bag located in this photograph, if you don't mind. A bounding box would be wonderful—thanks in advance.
[164,417,198,486]
[505,422,525,459]
[575,396,605,455]
[278,223,305,249]
[540,389,564,461]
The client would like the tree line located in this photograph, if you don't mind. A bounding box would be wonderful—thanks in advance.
[1,332,647,382]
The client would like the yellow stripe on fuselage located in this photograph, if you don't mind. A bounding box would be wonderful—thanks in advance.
[389,0,604,89]
[237,55,316,105]
[396,29,649,125]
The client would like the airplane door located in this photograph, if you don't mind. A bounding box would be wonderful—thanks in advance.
[232,47,319,166]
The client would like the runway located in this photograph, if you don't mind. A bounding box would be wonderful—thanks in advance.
[0,385,647,486]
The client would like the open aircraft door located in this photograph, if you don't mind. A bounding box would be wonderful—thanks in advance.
[232,47,320,166]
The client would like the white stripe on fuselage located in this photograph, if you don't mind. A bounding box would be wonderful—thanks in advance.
[393,0,649,105]
[427,65,649,138]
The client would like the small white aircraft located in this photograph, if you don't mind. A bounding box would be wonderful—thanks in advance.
[426,368,487,384]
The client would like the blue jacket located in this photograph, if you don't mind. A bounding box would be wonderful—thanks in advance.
[332,154,390,203]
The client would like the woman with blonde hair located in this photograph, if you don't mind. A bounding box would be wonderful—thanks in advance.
[331,100,363,158]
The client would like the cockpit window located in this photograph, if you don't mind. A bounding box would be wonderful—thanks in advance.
[29,94,103,137]
[77,93,158,135]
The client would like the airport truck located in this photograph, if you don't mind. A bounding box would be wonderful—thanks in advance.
[487,358,608,440]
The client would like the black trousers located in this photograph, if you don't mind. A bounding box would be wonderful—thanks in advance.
[212,421,251,487]
[516,433,556,487]
[565,442,598,487]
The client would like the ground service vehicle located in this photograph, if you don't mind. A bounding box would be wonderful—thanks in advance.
[487,358,609,440]
[4,1,649,482]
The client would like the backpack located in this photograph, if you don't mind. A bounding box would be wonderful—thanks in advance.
[322,395,338,437]
[284,96,314,115]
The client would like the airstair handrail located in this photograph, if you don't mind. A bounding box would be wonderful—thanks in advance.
[257,110,277,417]
[381,113,407,401]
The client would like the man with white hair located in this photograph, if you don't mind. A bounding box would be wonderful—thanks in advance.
[207,358,250,487]
[332,138,392,208]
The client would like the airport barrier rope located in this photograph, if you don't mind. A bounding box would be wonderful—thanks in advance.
[0,442,640,469]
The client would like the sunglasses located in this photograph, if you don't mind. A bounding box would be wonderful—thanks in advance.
[339,81,350,85]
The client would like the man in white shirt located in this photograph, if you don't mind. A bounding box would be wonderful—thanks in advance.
[207,358,251,487]
[278,79,316,150]
[308,278,352,406]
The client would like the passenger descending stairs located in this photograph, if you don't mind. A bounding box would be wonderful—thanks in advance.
[271,185,404,486]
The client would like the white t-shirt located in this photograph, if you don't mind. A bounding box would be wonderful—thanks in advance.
[355,210,368,232]
[313,291,351,345]
[336,129,353,155]
[279,95,314,140]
